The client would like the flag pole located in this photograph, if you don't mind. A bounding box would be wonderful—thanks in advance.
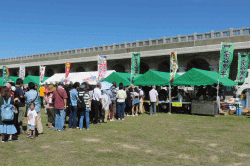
[217,43,222,102]
[39,66,41,86]
[130,53,132,85]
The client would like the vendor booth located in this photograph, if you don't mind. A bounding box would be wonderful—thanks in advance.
[0,76,19,86]
[44,70,115,85]
[102,72,131,87]
[133,70,181,113]
[23,75,49,85]
[133,70,180,86]
[173,68,237,116]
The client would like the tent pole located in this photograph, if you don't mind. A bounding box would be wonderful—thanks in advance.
[169,82,171,114]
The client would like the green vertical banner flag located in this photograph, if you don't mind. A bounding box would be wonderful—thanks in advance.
[236,53,249,83]
[2,66,7,85]
[219,43,235,78]
[131,52,141,80]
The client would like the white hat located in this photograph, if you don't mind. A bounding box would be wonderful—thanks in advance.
[11,86,16,91]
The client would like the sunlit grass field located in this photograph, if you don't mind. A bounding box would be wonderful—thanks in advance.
[1,109,250,165]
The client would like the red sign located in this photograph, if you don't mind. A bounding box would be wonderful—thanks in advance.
[65,62,71,84]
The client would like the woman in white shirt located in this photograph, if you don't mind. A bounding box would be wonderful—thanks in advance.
[116,83,127,120]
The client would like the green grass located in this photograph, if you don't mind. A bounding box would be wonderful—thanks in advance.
[1,110,250,165]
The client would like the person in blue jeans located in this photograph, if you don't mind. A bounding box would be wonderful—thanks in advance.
[69,82,80,129]
[78,82,90,130]
[116,83,127,120]
[52,82,68,131]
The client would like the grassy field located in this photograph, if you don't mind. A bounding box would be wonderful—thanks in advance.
[1,109,250,166]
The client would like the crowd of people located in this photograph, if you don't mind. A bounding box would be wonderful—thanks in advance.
[0,78,161,142]
[0,76,230,142]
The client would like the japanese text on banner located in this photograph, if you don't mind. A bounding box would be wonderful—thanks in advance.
[219,43,235,78]
[131,53,141,80]
[98,55,107,81]
[65,62,71,84]
[236,53,249,83]
[170,52,178,82]
[19,65,25,80]
[40,66,46,83]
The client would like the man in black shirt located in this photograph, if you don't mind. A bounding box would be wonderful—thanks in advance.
[14,78,26,134]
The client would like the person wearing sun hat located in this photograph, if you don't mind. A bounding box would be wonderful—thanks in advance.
[45,84,56,129]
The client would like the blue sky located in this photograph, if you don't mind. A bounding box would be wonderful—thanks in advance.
[0,0,249,58]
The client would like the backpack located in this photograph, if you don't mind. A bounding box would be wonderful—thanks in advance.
[77,91,86,110]
[1,98,15,121]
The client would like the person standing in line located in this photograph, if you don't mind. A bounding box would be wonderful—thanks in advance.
[149,85,158,115]
[88,86,94,124]
[132,87,140,116]
[44,84,56,129]
[139,85,145,114]
[0,86,17,142]
[125,87,133,116]
[102,90,111,123]
[25,82,43,134]
[14,78,26,134]
[39,85,46,108]
[92,83,102,125]
[26,103,37,139]
[110,82,118,119]
[78,82,90,130]
[116,83,127,120]
[53,82,68,131]
[69,82,80,129]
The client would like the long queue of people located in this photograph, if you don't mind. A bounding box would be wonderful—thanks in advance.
[0,78,157,142]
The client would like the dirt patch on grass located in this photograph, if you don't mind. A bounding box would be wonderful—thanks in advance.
[210,155,219,162]
[82,138,101,143]
[208,143,218,147]
[41,145,50,149]
[229,163,243,166]
[178,154,190,159]
[97,149,113,152]
[121,144,139,150]
[145,150,152,153]
[235,153,250,157]
[187,139,205,143]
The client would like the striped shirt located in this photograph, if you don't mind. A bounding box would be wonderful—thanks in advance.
[79,91,90,108]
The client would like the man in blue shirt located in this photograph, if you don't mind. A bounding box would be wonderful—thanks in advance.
[25,82,43,134]
[69,82,80,129]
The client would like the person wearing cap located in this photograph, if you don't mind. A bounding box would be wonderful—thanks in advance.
[45,84,56,129]
[53,82,68,131]
[78,82,90,130]
[69,82,80,129]
[92,82,102,125]
[139,85,145,114]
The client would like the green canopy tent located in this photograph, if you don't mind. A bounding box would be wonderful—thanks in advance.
[102,72,142,87]
[133,70,180,86]
[23,75,50,85]
[0,76,19,86]
[102,72,131,87]
[172,68,237,87]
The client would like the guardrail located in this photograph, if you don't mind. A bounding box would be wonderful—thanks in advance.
[0,27,249,63]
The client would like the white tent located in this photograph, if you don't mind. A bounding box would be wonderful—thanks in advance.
[44,70,115,85]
